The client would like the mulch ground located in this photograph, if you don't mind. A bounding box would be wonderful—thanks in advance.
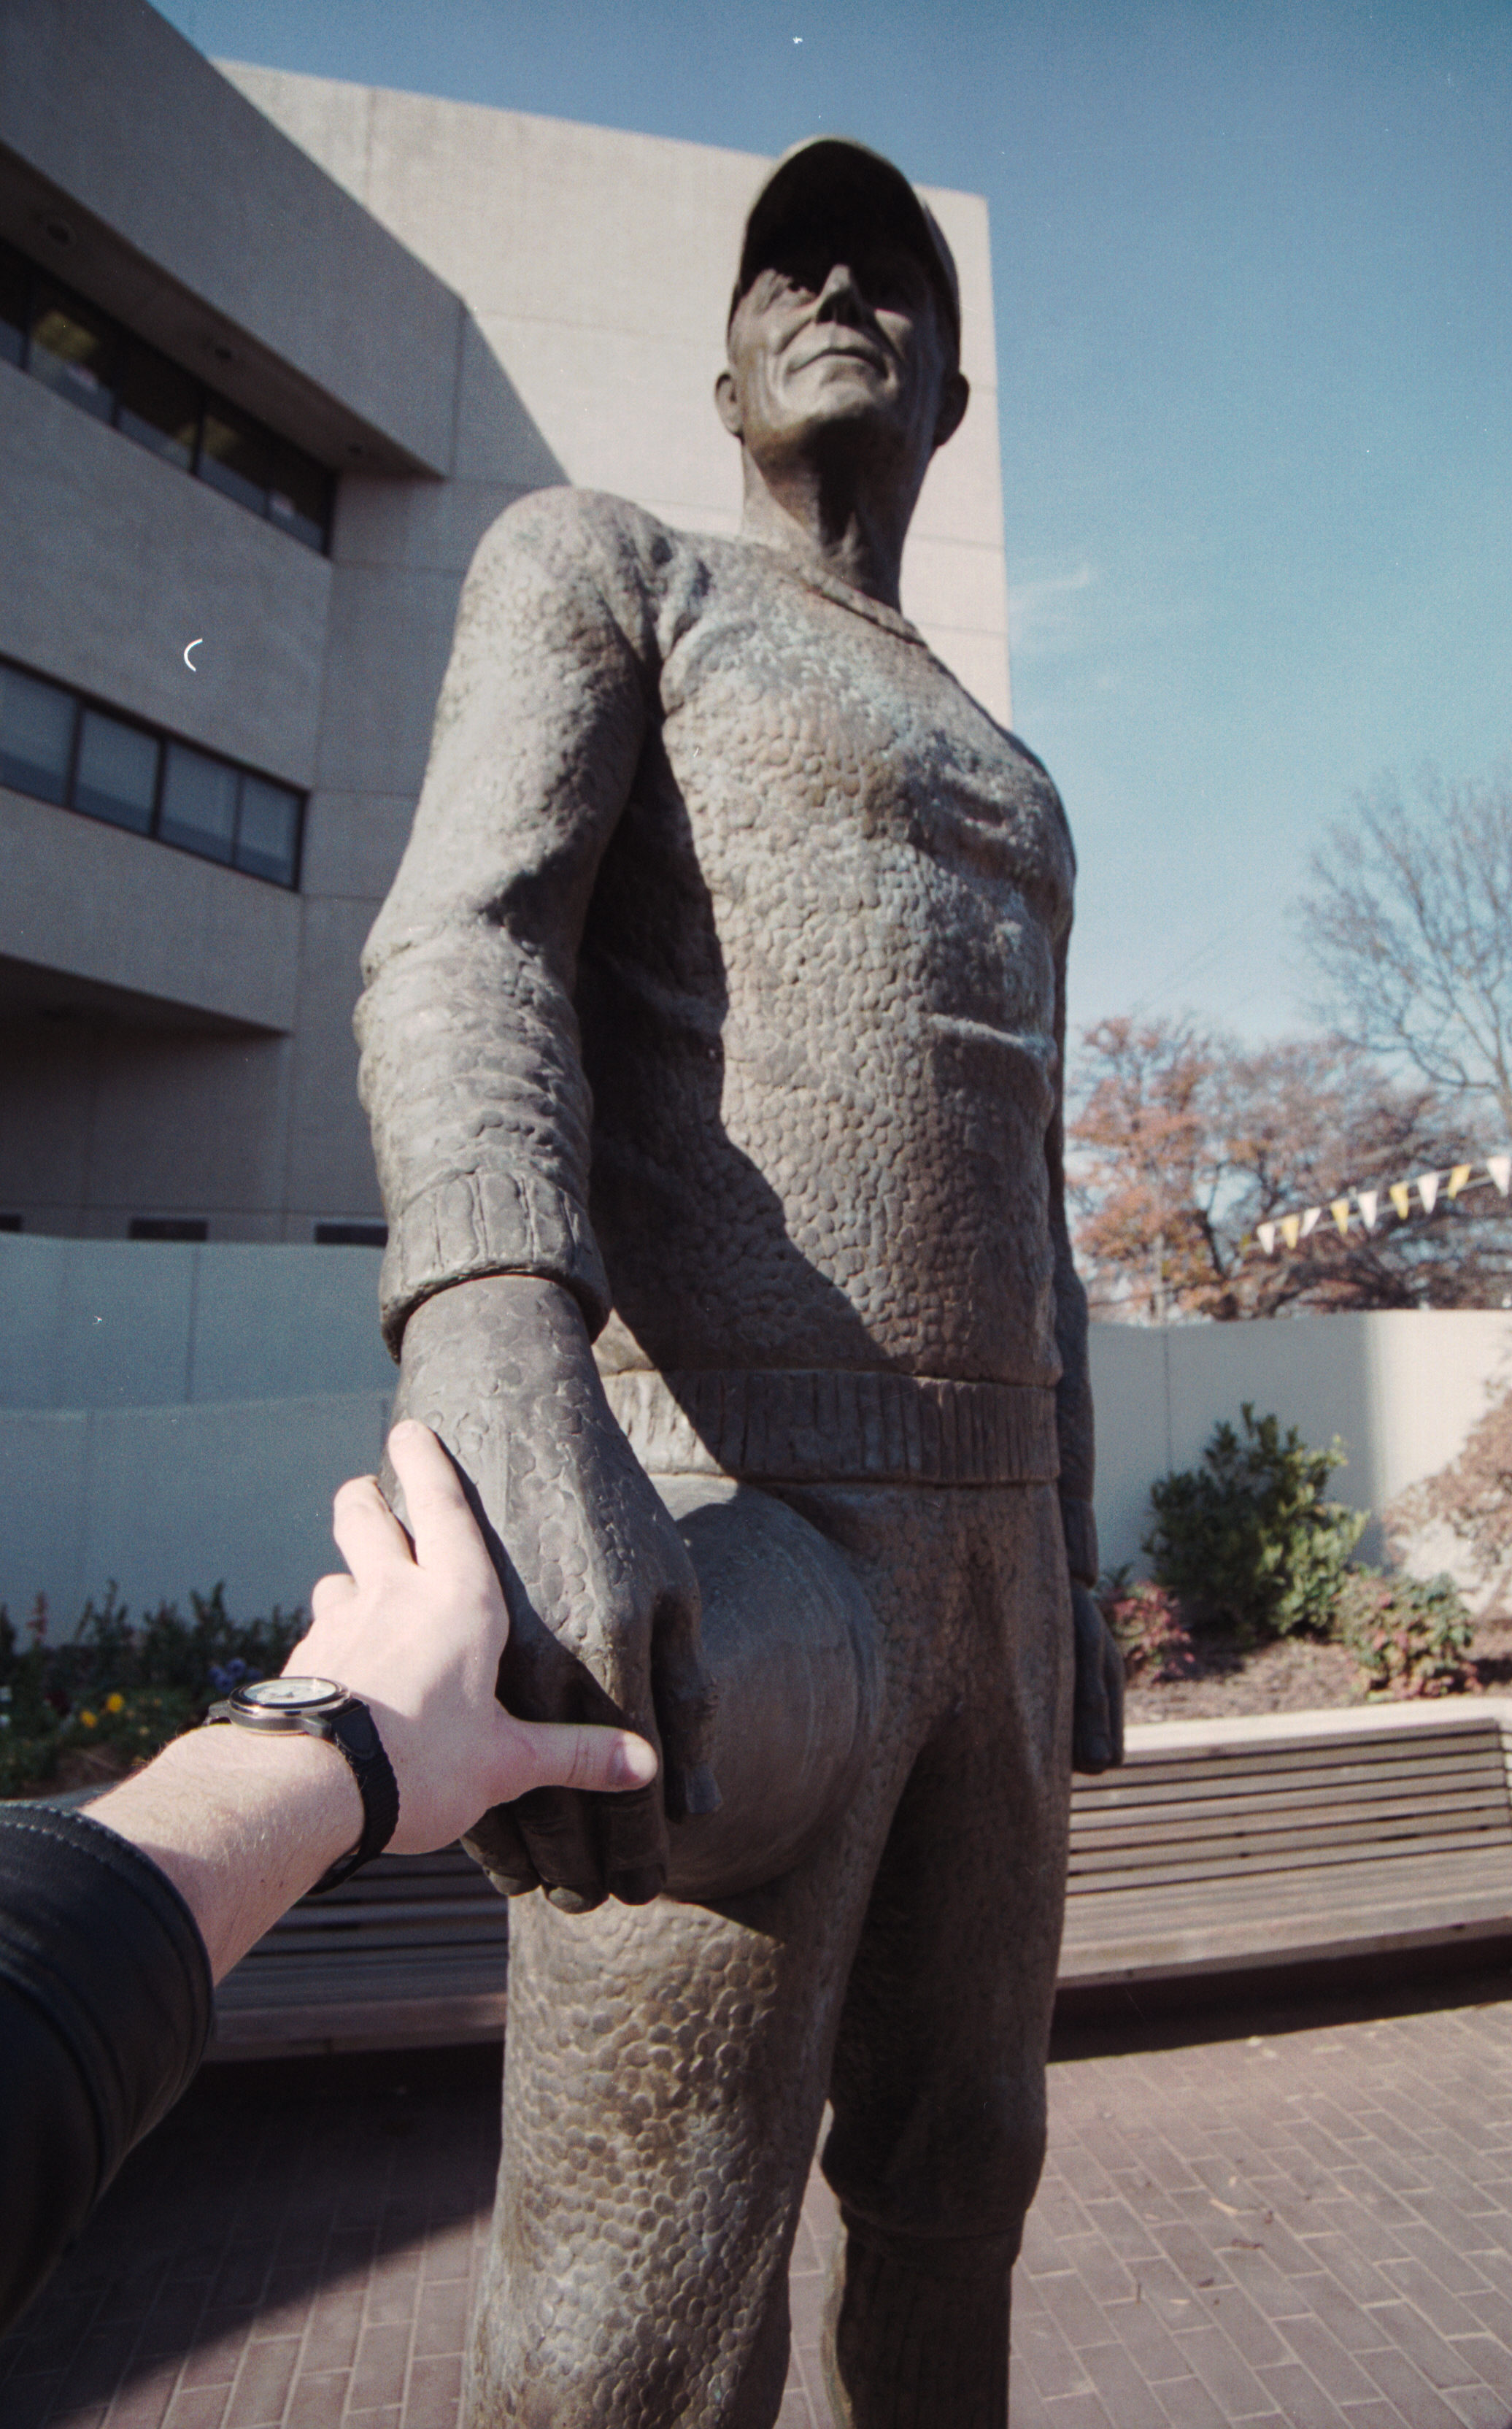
[1123,1613,1512,1725]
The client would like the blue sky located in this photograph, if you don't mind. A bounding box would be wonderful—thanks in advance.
[158,0,1512,1048]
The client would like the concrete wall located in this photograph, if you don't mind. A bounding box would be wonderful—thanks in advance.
[0,0,459,471]
[1092,1311,1512,1585]
[4,17,1013,1252]
[220,66,1013,729]
[0,1236,393,1621]
[5,1235,1512,1622]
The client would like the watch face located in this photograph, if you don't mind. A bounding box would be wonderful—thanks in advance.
[239,1676,344,1712]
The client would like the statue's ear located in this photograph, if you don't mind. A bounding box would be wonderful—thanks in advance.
[933,368,970,453]
[714,368,743,439]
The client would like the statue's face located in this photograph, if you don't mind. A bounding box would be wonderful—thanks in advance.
[720,217,963,478]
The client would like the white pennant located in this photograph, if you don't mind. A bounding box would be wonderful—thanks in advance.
[1257,1221,1277,1255]
[1416,1172,1440,1214]
[1358,1190,1379,1231]
[1490,1155,1512,1197]
[1300,1206,1322,1238]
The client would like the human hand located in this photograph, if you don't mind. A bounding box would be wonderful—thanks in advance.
[1071,1582,1125,1774]
[389,1276,717,1912]
[288,1417,660,1855]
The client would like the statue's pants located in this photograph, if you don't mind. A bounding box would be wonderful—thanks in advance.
[466,1477,1074,2429]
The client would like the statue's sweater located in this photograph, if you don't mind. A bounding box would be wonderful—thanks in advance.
[357,488,1096,1560]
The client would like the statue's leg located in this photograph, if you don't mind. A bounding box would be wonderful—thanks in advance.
[797,1482,1075,2429]
[464,1480,906,2429]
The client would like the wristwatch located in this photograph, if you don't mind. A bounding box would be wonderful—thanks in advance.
[205,1677,401,1893]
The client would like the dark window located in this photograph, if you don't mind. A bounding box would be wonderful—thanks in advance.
[0,663,77,804]
[0,236,333,551]
[28,280,118,421]
[266,440,333,552]
[198,401,271,517]
[0,653,304,888]
[315,1222,388,1248]
[159,742,237,864]
[235,774,301,886]
[128,1217,209,1242]
[0,248,26,369]
[116,343,201,471]
[73,707,159,834]
[0,1214,23,1233]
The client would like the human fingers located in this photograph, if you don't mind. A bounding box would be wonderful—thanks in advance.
[330,1471,415,1582]
[308,1568,358,1624]
[386,1419,496,1590]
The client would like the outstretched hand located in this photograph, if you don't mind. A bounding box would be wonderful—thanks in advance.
[290,1419,660,1854]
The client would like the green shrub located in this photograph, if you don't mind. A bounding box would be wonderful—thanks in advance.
[0,1589,304,1794]
[1097,1571,1199,1684]
[1334,1568,1475,1698]
[1144,1404,1367,1644]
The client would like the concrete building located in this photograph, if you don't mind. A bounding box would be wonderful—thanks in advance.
[0,0,1011,1251]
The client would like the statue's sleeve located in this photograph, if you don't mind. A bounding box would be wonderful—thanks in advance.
[355,493,652,1355]
[1048,923,1099,1587]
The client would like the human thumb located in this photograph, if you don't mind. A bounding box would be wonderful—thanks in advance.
[511,1719,660,1798]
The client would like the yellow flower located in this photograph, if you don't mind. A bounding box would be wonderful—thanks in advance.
[105,1693,125,1714]
[80,1710,97,1729]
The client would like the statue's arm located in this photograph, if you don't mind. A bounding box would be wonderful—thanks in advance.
[1048,926,1125,1771]
[358,495,646,1351]
[356,496,714,1909]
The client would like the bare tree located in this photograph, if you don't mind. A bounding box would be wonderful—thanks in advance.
[1297,762,1512,1140]
[1067,1015,1510,1320]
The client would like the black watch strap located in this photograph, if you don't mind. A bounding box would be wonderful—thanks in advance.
[206,1692,400,1893]
[304,1702,401,1893]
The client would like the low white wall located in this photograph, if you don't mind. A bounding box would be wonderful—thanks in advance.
[1091,1310,1512,1581]
[4,1239,1511,1622]
[0,1236,394,1625]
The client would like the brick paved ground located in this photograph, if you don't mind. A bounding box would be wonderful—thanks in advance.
[7,1971,1512,2428]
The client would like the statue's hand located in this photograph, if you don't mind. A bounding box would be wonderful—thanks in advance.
[385,1274,715,1911]
[1071,1582,1125,1774]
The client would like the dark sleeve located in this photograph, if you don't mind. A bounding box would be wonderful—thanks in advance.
[355,488,655,1355]
[0,1806,212,2338]
[1047,923,1099,1587]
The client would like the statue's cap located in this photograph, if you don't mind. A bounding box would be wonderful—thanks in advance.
[733,137,960,358]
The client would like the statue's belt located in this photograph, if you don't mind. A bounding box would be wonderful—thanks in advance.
[601,1368,1058,1487]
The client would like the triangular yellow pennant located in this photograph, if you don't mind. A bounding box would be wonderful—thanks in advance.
[1330,1198,1351,1236]
[1389,1182,1411,1220]
[1281,1214,1301,1250]
[1447,1164,1473,1200]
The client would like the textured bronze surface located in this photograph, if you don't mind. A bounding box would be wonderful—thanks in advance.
[357,135,1121,2428]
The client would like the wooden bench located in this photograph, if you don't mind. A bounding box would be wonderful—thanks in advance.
[207,1700,1512,2055]
[1060,1699,1512,1992]
[212,1844,509,2058]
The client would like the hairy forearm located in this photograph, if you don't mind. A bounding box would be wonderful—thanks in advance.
[89,1728,362,1984]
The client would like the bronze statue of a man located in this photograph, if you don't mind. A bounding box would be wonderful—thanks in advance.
[357,136,1122,2429]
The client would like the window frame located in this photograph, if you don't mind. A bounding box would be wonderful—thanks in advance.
[0,653,305,890]
[0,236,333,555]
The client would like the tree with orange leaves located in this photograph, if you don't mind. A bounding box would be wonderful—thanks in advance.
[1067,1017,1505,1320]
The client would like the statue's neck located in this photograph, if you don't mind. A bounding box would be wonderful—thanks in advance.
[736,450,911,612]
